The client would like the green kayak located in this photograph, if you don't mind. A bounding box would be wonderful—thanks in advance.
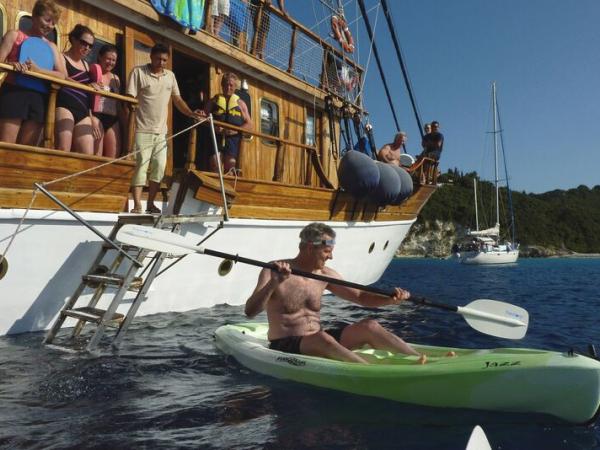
[215,323,600,424]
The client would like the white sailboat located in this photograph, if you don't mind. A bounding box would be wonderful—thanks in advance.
[457,82,519,265]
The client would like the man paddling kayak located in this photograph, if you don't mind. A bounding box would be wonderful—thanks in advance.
[245,222,427,364]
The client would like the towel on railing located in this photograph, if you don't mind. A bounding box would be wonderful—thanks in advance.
[150,0,206,32]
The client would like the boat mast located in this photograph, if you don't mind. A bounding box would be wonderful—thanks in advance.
[496,99,517,245]
[492,82,500,230]
[474,178,479,231]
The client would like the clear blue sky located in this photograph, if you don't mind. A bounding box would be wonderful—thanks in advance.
[286,0,600,193]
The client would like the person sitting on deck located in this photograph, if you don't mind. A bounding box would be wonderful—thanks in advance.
[420,120,444,161]
[377,131,406,166]
[0,0,67,146]
[244,222,432,364]
[203,72,251,174]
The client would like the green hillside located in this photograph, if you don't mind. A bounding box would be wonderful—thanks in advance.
[418,169,600,253]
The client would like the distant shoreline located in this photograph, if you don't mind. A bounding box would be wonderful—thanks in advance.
[395,253,600,259]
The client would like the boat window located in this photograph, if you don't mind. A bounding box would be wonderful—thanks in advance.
[260,99,279,146]
[18,15,58,44]
[305,110,315,147]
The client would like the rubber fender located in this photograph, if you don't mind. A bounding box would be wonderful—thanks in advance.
[371,161,401,205]
[389,165,414,204]
[338,150,380,197]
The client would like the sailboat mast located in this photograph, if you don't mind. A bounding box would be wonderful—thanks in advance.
[474,178,479,231]
[492,82,500,228]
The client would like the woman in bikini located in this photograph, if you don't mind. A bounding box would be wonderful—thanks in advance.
[55,24,100,154]
[92,44,121,158]
[0,0,67,145]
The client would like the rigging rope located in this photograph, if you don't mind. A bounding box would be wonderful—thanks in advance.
[357,0,401,131]
[380,0,423,137]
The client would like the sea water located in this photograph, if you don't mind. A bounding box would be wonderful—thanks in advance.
[0,258,599,449]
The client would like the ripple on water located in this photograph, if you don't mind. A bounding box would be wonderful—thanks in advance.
[0,258,599,449]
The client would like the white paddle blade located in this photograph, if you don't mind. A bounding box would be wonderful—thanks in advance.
[116,224,200,256]
[458,299,529,340]
[466,425,492,450]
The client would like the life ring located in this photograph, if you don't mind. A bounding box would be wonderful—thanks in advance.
[331,15,355,53]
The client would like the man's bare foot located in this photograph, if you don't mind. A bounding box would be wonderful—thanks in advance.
[417,353,427,364]
[446,351,457,357]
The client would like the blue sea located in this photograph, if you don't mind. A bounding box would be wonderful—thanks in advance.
[1,258,599,449]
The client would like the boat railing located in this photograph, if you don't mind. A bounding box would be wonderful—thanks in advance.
[203,0,362,102]
[408,156,439,186]
[0,62,138,153]
[185,119,334,189]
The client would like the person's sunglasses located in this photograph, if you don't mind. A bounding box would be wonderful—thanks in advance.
[310,239,336,246]
[79,39,93,49]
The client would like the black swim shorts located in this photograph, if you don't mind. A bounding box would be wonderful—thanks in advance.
[268,323,349,355]
[0,83,47,123]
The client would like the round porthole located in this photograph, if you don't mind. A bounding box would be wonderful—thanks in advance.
[0,256,7,280]
[368,242,375,254]
[383,240,389,250]
[218,259,234,276]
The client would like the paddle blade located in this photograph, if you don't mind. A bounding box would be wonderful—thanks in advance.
[466,426,491,450]
[116,224,198,256]
[458,299,529,340]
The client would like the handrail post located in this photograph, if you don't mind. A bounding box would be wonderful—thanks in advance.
[250,1,264,56]
[44,83,60,149]
[273,140,284,182]
[208,114,230,221]
[127,103,137,156]
[185,127,198,170]
[288,24,297,73]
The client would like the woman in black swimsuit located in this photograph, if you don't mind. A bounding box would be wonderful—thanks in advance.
[92,44,122,158]
[55,24,99,154]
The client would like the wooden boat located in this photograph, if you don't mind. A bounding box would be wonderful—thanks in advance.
[0,0,439,337]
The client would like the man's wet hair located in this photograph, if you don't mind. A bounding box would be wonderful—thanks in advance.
[300,222,336,244]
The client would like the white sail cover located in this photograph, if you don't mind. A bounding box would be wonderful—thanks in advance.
[468,224,499,238]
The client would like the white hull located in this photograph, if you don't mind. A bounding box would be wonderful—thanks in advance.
[459,249,519,265]
[0,196,414,336]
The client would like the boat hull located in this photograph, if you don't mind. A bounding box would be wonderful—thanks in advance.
[0,209,413,336]
[215,323,600,424]
[460,249,519,265]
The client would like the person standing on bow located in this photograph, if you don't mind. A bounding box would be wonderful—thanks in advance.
[245,222,427,364]
[420,120,444,160]
[203,72,251,174]
[127,43,202,214]
[0,0,66,146]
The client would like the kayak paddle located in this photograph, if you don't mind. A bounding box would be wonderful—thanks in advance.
[116,224,529,339]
